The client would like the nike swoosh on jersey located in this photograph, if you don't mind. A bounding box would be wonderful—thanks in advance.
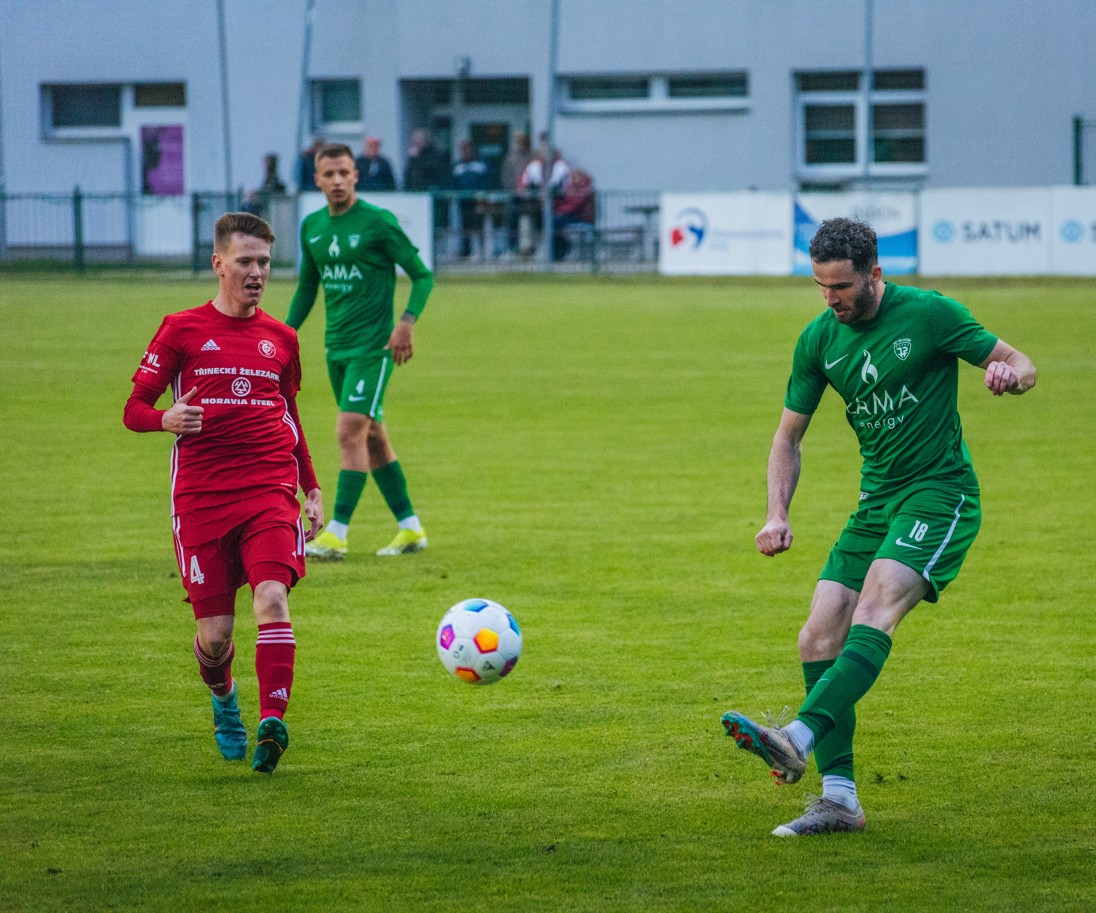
[309,235,323,243]
[895,538,923,549]
[825,354,849,369]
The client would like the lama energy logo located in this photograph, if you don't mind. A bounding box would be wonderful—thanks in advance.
[668,208,708,250]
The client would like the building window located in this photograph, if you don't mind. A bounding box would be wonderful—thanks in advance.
[561,72,749,114]
[46,84,122,129]
[796,68,926,181]
[134,83,186,108]
[667,73,748,99]
[463,78,528,105]
[312,79,362,133]
[804,103,857,164]
[44,81,188,138]
[872,103,924,163]
[570,77,649,101]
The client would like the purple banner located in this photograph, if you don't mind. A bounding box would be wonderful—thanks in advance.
[141,125,184,195]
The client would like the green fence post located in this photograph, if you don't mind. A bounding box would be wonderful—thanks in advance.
[191,193,203,274]
[1074,115,1084,186]
[73,186,85,274]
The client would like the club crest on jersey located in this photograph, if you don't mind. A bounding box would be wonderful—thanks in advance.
[893,338,912,361]
[258,340,277,358]
[349,234,361,249]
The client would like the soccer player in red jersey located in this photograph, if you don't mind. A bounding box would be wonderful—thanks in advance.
[124,212,324,774]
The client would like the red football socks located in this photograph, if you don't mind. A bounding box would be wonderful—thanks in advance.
[194,636,234,698]
[255,622,296,720]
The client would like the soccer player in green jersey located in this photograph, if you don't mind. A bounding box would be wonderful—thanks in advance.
[721,218,1036,836]
[287,143,435,560]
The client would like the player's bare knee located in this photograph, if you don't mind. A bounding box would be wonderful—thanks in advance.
[196,617,234,658]
[850,596,906,636]
[365,421,388,450]
[798,619,845,660]
[252,580,290,623]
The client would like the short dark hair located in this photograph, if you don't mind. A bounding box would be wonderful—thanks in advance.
[315,142,355,165]
[809,218,878,275]
[214,212,275,251]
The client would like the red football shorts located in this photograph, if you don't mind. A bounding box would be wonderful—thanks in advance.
[172,489,306,619]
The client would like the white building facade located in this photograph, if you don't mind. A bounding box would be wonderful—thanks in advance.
[3,0,1095,198]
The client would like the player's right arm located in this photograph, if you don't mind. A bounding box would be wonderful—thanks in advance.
[124,384,203,435]
[755,408,813,557]
[285,222,321,330]
[981,338,1037,396]
[123,322,203,435]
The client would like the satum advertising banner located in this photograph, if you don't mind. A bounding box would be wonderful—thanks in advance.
[1050,186,1096,276]
[919,188,1052,275]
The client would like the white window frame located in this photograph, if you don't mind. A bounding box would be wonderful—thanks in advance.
[795,78,926,181]
[310,78,363,137]
[42,83,128,140]
[560,73,749,115]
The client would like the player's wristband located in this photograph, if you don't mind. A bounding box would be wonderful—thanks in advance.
[399,311,417,325]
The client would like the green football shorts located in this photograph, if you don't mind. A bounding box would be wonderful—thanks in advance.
[327,351,394,419]
[819,487,982,603]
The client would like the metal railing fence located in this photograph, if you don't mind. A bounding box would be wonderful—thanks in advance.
[0,188,660,274]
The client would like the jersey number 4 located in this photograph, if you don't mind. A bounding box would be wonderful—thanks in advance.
[189,555,206,585]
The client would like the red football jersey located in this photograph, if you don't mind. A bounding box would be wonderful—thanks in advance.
[125,301,318,516]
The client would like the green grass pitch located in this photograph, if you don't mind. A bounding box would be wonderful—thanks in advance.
[1,271,1093,912]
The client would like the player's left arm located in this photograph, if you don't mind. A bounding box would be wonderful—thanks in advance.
[385,252,434,365]
[285,224,321,330]
[282,355,324,540]
[302,487,324,543]
[980,338,1037,396]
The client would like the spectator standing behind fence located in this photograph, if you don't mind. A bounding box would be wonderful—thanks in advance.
[296,138,325,192]
[355,137,397,192]
[242,153,288,216]
[500,132,533,255]
[403,129,449,192]
[552,167,596,261]
[519,146,571,257]
[404,129,450,235]
[451,140,491,258]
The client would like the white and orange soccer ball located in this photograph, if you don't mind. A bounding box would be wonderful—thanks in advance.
[436,598,522,685]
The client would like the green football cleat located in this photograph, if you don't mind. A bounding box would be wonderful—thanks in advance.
[211,684,247,761]
[305,528,347,561]
[376,528,428,556]
[772,795,866,837]
[251,717,289,774]
[721,710,808,785]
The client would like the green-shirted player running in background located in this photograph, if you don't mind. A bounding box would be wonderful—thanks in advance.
[721,218,1037,837]
[287,143,435,559]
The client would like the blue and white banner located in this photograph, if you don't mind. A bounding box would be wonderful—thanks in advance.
[659,192,792,275]
[919,188,1051,276]
[1050,186,1096,276]
[793,193,918,275]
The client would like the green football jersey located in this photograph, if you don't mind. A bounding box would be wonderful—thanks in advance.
[785,282,998,499]
[288,199,428,358]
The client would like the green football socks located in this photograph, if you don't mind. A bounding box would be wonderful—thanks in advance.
[372,460,414,521]
[333,470,368,526]
[803,658,856,780]
[797,624,892,745]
